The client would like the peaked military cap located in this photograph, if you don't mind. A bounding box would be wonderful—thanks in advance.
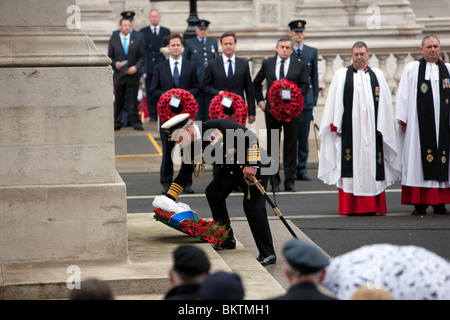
[196,19,211,30]
[288,19,307,31]
[121,11,136,21]
[283,238,330,274]
[161,113,191,135]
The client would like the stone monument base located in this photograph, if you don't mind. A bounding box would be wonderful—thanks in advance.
[0,172,127,264]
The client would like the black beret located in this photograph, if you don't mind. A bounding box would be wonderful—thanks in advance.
[283,239,329,274]
[173,245,210,276]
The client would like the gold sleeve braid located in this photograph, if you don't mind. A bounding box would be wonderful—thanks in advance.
[247,144,261,163]
[167,183,183,200]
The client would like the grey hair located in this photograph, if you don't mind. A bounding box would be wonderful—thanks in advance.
[421,35,440,47]
[352,41,368,52]
[277,36,294,48]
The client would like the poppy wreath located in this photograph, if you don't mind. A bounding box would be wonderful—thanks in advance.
[153,208,229,244]
[267,79,304,122]
[157,88,198,124]
[209,91,248,126]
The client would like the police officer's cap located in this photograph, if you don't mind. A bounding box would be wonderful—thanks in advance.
[196,19,211,30]
[121,11,136,21]
[161,113,190,134]
[283,238,329,274]
[288,19,307,31]
[173,245,211,276]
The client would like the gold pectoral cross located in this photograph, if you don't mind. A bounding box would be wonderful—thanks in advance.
[344,148,352,161]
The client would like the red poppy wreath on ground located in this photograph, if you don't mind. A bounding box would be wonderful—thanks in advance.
[157,88,198,124]
[153,208,229,244]
[267,79,304,122]
[209,91,248,126]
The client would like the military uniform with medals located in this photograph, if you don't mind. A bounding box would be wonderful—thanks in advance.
[183,20,219,121]
[162,114,276,265]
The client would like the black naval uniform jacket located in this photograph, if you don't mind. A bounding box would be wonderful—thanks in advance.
[166,119,269,200]
[165,119,276,258]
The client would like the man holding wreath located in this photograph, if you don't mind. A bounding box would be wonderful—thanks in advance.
[253,36,309,192]
[150,33,200,194]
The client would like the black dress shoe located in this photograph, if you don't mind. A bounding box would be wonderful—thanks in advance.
[114,125,122,131]
[433,208,450,215]
[412,209,426,215]
[161,186,169,194]
[285,185,295,192]
[257,254,276,266]
[211,238,236,250]
[134,124,144,131]
[183,186,194,194]
[296,173,311,181]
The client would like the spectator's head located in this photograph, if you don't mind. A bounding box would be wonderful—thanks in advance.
[198,271,244,300]
[282,238,330,284]
[169,245,211,285]
[68,278,114,300]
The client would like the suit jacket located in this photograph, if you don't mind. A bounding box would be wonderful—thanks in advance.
[253,56,309,113]
[108,31,146,85]
[291,44,319,110]
[272,282,337,300]
[183,36,218,83]
[139,25,171,75]
[202,55,256,115]
[149,58,200,101]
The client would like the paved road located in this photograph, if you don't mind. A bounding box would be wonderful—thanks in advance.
[120,169,450,261]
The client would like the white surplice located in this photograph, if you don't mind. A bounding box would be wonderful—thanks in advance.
[395,61,450,188]
[318,67,401,196]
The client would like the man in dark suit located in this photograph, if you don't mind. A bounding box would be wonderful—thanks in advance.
[183,20,219,121]
[202,32,256,124]
[108,18,146,131]
[161,113,277,266]
[140,9,171,122]
[289,20,319,182]
[253,36,309,192]
[150,33,200,194]
[272,239,336,300]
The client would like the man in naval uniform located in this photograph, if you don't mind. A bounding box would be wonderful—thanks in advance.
[183,20,219,121]
[395,35,450,215]
[318,41,400,215]
[160,113,277,266]
[288,19,319,182]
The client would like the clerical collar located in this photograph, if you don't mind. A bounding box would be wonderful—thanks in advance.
[353,66,368,73]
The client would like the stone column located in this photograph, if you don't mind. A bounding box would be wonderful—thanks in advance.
[0,0,128,264]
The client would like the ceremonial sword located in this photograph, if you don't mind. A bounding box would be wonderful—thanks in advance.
[246,176,298,239]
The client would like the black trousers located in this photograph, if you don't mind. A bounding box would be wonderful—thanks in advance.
[114,77,140,128]
[145,75,157,120]
[265,112,300,188]
[159,123,192,189]
[205,166,275,258]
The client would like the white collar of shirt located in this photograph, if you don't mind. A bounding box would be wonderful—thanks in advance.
[169,57,182,75]
[276,56,290,79]
[151,25,160,35]
[120,32,130,44]
[222,55,235,75]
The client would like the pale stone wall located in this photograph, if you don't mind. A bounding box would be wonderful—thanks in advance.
[0,0,128,264]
